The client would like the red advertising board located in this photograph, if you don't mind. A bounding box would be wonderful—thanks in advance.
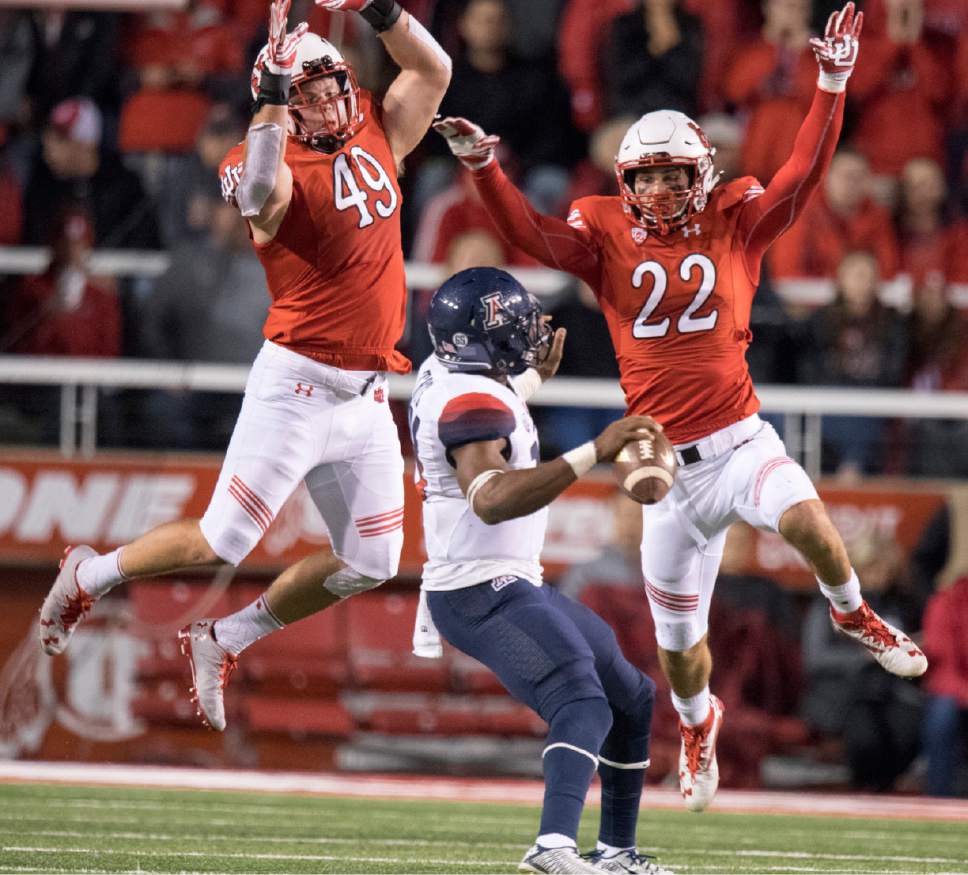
[0,450,949,588]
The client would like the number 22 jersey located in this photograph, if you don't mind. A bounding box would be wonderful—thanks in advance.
[471,88,845,444]
[220,91,410,374]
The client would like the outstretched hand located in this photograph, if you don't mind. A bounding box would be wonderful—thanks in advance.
[810,1,862,92]
[433,116,500,170]
[266,0,308,75]
[535,326,566,383]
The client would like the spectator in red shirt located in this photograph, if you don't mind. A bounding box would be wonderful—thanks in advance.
[896,157,951,281]
[848,0,949,176]
[770,148,900,280]
[557,0,634,132]
[118,0,246,153]
[558,114,636,207]
[723,0,817,182]
[3,208,120,358]
[920,575,968,796]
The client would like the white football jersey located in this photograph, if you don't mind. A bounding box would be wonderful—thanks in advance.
[409,356,547,591]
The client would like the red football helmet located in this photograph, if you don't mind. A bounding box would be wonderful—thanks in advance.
[251,33,363,151]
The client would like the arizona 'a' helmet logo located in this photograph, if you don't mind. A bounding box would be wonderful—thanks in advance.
[481,292,508,329]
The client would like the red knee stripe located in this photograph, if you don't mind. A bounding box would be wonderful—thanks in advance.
[356,505,405,526]
[646,579,699,613]
[753,456,797,507]
[357,507,405,538]
[229,475,273,533]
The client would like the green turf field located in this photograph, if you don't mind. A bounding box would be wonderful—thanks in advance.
[0,784,965,874]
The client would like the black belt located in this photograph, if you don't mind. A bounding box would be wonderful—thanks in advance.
[677,445,703,466]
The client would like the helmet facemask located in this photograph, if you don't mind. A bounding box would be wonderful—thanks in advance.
[616,155,710,235]
[289,57,361,152]
[486,303,551,376]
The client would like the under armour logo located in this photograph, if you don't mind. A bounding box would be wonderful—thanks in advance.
[682,223,702,238]
[373,387,385,403]
[294,382,314,396]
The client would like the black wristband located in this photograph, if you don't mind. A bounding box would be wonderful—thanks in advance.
[360,0,402,33]
[254,70,291,112]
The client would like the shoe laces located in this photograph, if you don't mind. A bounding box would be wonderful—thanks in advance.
[60,585,96,630]
[843,603,898,649]
[681,720,709,775]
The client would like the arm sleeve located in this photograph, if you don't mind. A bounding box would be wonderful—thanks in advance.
[736,87,845,274]
[438,392,516,457]
[471,160,601,287]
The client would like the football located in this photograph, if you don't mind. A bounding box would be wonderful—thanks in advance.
[613,431,677,504]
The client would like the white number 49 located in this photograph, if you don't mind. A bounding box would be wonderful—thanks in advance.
[333,146,398,229]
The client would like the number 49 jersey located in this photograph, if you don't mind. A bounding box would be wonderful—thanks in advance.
[220,90,409,374]
[409,356,547,592]
[569,178,767,444]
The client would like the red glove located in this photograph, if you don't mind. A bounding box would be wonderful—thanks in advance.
[810,1,863,93]
[432,116,501,170]
[266,0,308,75]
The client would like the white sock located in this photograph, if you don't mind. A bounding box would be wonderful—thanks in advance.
[818,569,863,613]
[672,686,711,726]
[76,548,128,598]
[597,841,634,855]
[212,595,283,655]
[536,833,576,850]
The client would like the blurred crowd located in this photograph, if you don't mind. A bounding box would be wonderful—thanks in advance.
[0,0,967,474]
[562,493,968,797]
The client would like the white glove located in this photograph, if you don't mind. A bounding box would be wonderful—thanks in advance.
[810,1,863,93]
[432,116,501,170]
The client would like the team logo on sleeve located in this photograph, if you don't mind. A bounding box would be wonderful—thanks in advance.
[220,162,243,206]
[567,208,586,229]
[481,293,508,329]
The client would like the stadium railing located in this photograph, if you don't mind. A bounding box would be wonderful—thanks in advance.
[1,356,967,480]
[2,246,967,477]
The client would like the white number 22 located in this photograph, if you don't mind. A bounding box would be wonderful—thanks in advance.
[631,254,719,339]
[333,146,398,229]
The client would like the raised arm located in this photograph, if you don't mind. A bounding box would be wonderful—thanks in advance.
[316,0,451,164]
[453,414,662,526]
[234,0,306,238]
[434,117,602,287]
[738,2,862,271]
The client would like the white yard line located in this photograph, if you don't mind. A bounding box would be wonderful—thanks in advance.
[2,761,967,822]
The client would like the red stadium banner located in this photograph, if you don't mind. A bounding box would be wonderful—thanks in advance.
[0,450,948,588]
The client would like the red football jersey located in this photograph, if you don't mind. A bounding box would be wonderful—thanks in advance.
[566,180,764,442]
[471,88,845,444]
[220,91,410,373]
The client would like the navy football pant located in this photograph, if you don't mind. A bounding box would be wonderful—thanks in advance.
[428,578,655,846]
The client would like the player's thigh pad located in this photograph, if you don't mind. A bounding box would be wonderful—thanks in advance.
[641,502,725,652]
[427,578,606,720]
[546,586,656,721]
[199,390,317,565]
[304,400,404,581]
[730,425,819,532]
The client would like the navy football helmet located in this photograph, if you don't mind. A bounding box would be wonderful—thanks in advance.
[428,267,550,376]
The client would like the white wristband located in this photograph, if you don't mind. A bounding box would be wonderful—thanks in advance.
[562,441,597,477]
[466,468,503,516]
[510,368,542,401]
[817,71,849,93]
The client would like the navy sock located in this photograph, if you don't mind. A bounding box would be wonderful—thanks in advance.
[598,665,655,848]
[539,696,612,840]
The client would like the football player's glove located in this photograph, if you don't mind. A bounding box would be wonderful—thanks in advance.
[266,0,308,75]
[810,1,863,93]
[432,116,500,170]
